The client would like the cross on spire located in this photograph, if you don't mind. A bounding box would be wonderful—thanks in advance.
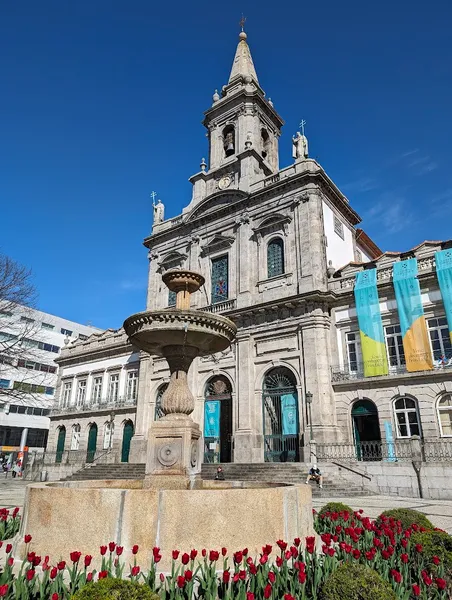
[299,120,306,136]
[239,14,246,31]
[150,191,157,206]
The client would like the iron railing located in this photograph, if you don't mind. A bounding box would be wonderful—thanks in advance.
[331,357,452,383]
[423,440,452,462]
[316,440,413,462]
[52,396,137,416]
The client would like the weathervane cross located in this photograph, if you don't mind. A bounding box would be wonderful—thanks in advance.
[150,191,157,206]
[239,15,246,31]
[299,120,306,136]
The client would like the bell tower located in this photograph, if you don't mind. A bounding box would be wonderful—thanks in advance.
[187,29,284,209]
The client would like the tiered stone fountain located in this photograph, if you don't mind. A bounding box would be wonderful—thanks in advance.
[17,270,313,571]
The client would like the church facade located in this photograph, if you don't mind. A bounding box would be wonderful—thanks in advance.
[46,31,452,473]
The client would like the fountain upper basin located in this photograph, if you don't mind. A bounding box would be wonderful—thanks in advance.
[123,309,237,356]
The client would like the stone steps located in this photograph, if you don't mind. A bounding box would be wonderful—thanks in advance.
[63,463,145,481]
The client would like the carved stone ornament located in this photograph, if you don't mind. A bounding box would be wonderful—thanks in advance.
[190,440,198,468]
[158,443,180,467]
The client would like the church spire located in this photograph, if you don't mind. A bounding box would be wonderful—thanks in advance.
[228,30,259,85]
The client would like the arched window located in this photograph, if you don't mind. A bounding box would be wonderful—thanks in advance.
[437,394,452,437]
[393,397,421,438]
[223,125,235,157]
[155,384,168,420]
[70,424,81,451]
[103,421,114,450]
[267,238,284,278]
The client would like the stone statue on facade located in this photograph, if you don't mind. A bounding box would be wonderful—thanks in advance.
[292,131,309,161]
[153,198,165,224]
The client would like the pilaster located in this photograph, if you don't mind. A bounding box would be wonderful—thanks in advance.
[298,190,328,294]
[128,353,152,463]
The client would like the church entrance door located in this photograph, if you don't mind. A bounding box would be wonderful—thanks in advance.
[262,368,300,462]
[203,376,233,464]
[352,400,381,461]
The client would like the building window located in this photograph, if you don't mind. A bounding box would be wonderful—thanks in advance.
[267,238,285,278]
[20,316,34,324]
[393,397,421,438]
[0,379,10,389]
[103,422,114,449]
[346,332,361,372]
[0,311,12,318]
[108,374,119,403]
[92,376,103,404]
[211,255,228,304]
[61,328,73,336]
[22,338,60,353]
[223,125,235,157]
[41,322,54,330]
[76,380,87,407]
[334,215,344,240]
[126,371,138,401]
[17,359,57,374]
[428,317,452,361]
[355,249,363,262]
[70,424,81,450]
[385,325,406,368]
[62,382,72,407]
[45,386,54,395]
[168,290,177,307]
[437,394,452,437]
[12,381,46,394]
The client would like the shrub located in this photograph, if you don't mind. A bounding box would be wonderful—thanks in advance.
[411,529,452,574]
[377,508,433,531]
[71,578,159,600]
[318,502,353,516]
[320,562,397,600]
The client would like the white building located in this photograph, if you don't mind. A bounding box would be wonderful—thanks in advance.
[0,305,101,451]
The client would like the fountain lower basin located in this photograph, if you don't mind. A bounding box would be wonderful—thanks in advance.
[18,480,314,571]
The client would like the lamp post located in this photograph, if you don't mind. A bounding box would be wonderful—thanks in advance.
[306,391,313,441]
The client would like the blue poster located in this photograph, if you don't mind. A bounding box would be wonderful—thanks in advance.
[204,401,220,438]
[281,394,298,435]
[435,249,452,346]
[384,421,396,462]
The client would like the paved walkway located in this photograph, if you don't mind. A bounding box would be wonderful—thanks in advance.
[1,480,451,534]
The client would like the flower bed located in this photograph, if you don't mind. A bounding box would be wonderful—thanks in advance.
[0,508,20,542]
[0,507,449,599]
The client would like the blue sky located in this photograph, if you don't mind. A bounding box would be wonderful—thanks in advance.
[1,1,451,329]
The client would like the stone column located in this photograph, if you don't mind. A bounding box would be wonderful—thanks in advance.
[128,353,152,463]
[298,189,328,294]
[234,331,262,462]
[301,303,341,444]
[146,251,160,310]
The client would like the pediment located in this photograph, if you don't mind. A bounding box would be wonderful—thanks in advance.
[201,234,235,256]
[187,189,248,223]
[159,251,187,270]
[253,213,291,235]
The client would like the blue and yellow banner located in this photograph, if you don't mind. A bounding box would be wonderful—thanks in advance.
[393,259,433,372]
[354,269,389,377]
[281,394,298,435]
[204,401,220,438]
[435,249,452,344]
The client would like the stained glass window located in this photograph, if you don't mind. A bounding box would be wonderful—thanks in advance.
[267,238,284,278]
[211,255,228,304]
[168,290,176,307]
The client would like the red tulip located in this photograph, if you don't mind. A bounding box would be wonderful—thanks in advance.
[132,544,139,555]
[412,584,421,597]
[259,554,268,565]
[401,553,409,564]
[249,562,257,575]
[264,583,272,599]
[190,549,197,560]
[223,569,231,584]
[108,542,116,552]
[298,570,307,584]
[51,594,58,600]
[98,570,108,579]
[32,555,41,567]
[436,578,447,590]
[293,537,301,547]
[276,556,283,567]
[246,594,255,600]
[181,552,190,565]
[221,547,227,556]
[26,569,35,581]
[202,548,206,557]
[27,552,35,563]
[433,555,441,565]
[84,555,92,568]
[115,546,123,556]
[7,557,14,567]
[87,572,93,582]
[262,544,272,555]
[268,571,276,583]
[159,573,165,583]
[57,561,66,571]
[184,569,193,582]
[131,565,140,576]
[243,547,248,556]
[415,544,423,553]
[50,567,57,579]
[209,550,219,562]
[0,585,8,597]
[5,544,12,554]
[391,570,402,584]
[177,576,185,588]
[152,547,162,563]
[276,539,287,551]
[328,547,335,557]
[70,551,81,563]
[352,549,361,560]
[284,595,295,600]
[13,507,19,517]
[24,535,32,544]
[100,546,107,555]
[401,538,408,548]
[233,550,243,564]
[172,550,180,560]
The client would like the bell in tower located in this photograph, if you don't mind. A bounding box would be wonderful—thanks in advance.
[223,125,235,157]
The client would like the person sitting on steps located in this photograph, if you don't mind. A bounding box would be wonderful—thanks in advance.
[214,466,225,481]
[306,464,323,489]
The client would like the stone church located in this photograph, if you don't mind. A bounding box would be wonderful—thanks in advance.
[46,30,452,479]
